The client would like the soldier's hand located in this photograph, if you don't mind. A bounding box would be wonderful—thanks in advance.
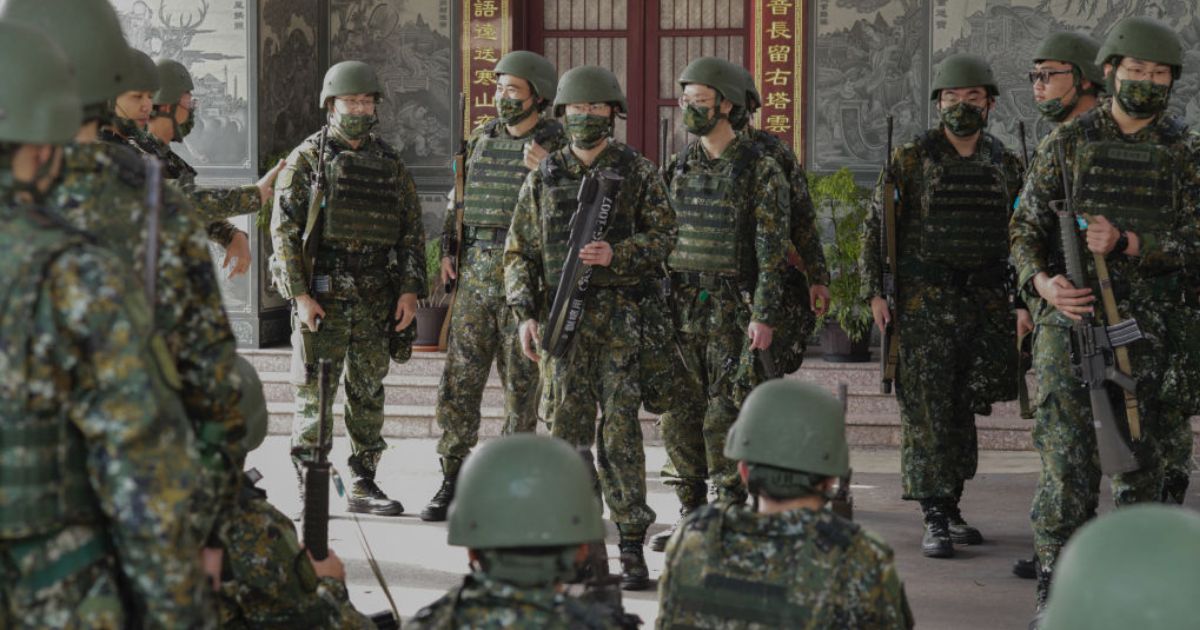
[296,294,326,332]
[579,241,613,267]
[308,549,347,582]
[524,141,549,171]
[440,256,457,287]
[201,547,223,590]
[256,158,287,205]
[519,319,541,362]
[870,296,891,334]
[1084,214,1121,255]
[394,293,418,331]
[810,284,831,318]
[222,230,252,278]
[1033,273,1094,321]
[1017,308,1034,338]
[747,321,774,351]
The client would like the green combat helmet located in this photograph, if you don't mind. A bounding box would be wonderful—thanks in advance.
[319,60,383,108]
[742,65,762,113]
[1034,32,1105,87]
[154,59,195,106]
[0,20,82,145]
[1095,16,1183,79]
[494,50,558,103]
[930,53,1000,100]
[1,0,132,109]
[553,65,627,115]
[678,57,747,108]
[1042,505,1200,630]
[725,380,849,499]
[125,49,161,94]
[233,355,268,454]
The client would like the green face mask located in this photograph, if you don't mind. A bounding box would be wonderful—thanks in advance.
[1115,79,1170,119]
[497,96,535,126]
[564,113,611,149]
[331,111,378,140]
[1036,97,1073,123]
[683,102,722,136]
[939,101,987,137]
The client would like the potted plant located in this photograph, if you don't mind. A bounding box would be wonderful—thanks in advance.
[412,239,451,352]
[809,168,873,362]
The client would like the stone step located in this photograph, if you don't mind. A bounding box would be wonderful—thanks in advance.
[259,372,507,408]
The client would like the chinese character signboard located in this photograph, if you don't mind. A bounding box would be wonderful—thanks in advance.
[462,0,512,136]
[754,0,805,158]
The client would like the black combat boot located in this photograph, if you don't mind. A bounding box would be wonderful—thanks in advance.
[346,455,403,516]
[920,500,954,558]
[650,482,706,552]
[1028,567,1052,630]
[419,457,461,522]
[617,526,650,591]
[1012,554,1039,579]
[946,501,983,545]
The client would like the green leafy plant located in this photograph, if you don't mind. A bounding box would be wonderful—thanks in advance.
[420,239,450,308]
[809,167,872,342]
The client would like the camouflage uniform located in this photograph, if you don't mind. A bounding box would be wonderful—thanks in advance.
[270,128,425,479]
[410,572,624,629]
[216,471,373,629]
[659,134,792,503]
[1009,102,1200,573]
[434,118,566,466]
[505,141,675,535]
[0,204,212,628]
[657,504,914,629]
[860,129,1023,502]
[50,141,246,547]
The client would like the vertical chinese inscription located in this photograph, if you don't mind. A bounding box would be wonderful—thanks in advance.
[463,0,511,134]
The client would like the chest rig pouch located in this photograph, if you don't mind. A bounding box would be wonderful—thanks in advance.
[918,133,1010,270]
[667,142,759,276]
[464,123,529,229]
[323,149,404,247]
[1073,114,1179,235]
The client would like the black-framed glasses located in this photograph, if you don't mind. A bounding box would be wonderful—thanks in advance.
[1027,69,1073,85]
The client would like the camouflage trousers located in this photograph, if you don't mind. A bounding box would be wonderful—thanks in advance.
[895,281,1015,500]
[0,526,127,630]
[660,284,762,504]
[217,480,373,629]
[1031,324,1170,573]
[435,248,539,464]
[544,288,655,532]
[1159,408,1194,504]
[290,293,392,475]
[1160,303,1200,504]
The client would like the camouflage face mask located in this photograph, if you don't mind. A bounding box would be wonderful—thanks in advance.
[497,96,535,126]
[564,113,611,149]
[331,111,378,140]
[939,101,987,137]
[1115,79,1170,119]
[683,102,722,136]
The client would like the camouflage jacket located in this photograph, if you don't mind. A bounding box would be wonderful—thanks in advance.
[269,128,427,302]
[145,133,258,248]
[0,204,214,627]
[662,134,791,325]
[1010,101,1200,329]
[658,503,914,630]
[217,473,373,630]
[504,140,677,323]
[748,127,830,286]
[48,141,246,544]
[860,127,1024,299]
[409,572,626,629]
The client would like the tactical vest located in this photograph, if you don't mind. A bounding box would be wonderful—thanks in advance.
[1072,113,1180,235]
[0,212,100,539]
[463,122,530,228]
[323,148,405,247]
[917,132,1011,270]
[538,145,638,291]
[667,141,761,276]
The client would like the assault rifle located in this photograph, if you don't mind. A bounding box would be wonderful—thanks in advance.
[879,116,900,394]
[542,169,623,358]
[1052,142,1140,475]
[301,359,332,560]
[296,125,330,372]
[439,93,468,350]
[1018,120,1030,169]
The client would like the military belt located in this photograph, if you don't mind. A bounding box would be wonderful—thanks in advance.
[317,250,390,274]
[671,271,736,291]
[463,225,508,248]
[1,529,108,592]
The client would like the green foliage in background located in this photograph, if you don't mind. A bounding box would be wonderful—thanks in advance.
[808,167,872,342]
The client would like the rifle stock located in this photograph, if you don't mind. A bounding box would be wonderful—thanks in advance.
[879,116,900,394]
[302,359,332,559]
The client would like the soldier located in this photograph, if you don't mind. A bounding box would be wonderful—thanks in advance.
[99,47,161,154]
[861,53,1024,558]
[1041,505,1200,630]
[270,60,426,516]
[0,19,212,626]
[3,0,251,585]
[657,56,791,517]
[1009,17,1200,621]
[505,65,674,590]
[1013,31,1105,582]
[420,51,567,522]
[147,57,283,279]
[656,380,915,629]
[410,434,638,628]
[216,357,374,629]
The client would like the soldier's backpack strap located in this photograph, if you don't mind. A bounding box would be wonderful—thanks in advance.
[103,142,148,189]
[539,150,569,186]
[1076,108,1102,142]
[482,117,504,138]
[533,118,565,146]
[673,142,694,178]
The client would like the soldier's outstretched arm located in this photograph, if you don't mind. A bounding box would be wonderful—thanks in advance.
[504,171,546,323]
[607,160,677,276]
